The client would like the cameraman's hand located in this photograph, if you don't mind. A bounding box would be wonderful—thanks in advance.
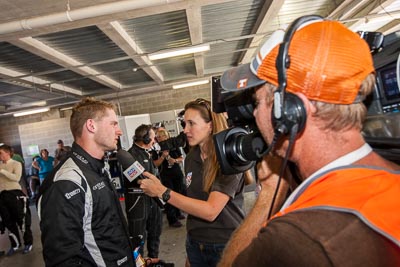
[161,150,169,158]
[257,154,290,215]
[139,172,166,198]
[257,154,281,175]
[167,156,176,165]
[257,155,284,188]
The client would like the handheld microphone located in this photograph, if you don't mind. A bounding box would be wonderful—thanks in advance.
[116,149,146,182]
[116,149,165,207]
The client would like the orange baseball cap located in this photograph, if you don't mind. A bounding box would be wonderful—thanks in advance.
[258,20,375,104]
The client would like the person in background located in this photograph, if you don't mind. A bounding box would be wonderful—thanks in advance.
[139,98,253,267]
[217,17,400,266]
[38,97,134,266]
[150,126,167,171]
[125,124,163,264]
[177,110,190,155]
[32,149,54,184]
[0,144,33,256]
[54,139,71,166]
[28,155,40,200]
[11,149,28,197]
[156,127,185,228]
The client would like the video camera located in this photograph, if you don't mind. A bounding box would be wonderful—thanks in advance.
[361,30,400,164]
[158,131,187,151]
[212,76,268,175]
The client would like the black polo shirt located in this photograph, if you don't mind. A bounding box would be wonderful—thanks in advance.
[184,145,245,243]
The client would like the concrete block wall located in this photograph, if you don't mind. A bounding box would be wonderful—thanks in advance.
[19,117,74,167]
[117,85,210,116]
[0,111,60,153]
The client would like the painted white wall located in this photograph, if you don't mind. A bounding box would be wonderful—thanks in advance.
[150,110,179,137]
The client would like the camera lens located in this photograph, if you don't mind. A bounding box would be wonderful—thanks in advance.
[214,127,267,174]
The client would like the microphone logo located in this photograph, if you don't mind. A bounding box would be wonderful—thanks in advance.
[123,161,145,182]
[126,168,139,178]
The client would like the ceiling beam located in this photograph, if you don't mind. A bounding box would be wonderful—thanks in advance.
[0,0,185,39]
[0,0,237,42]
[98,21,164,85]
[0,88,31,98]
[239,0,285,64]
[380,20,400,35]
[328,0,373,21]
[186,5,205,77]
[344,0,398,31]
[10,37,122,90]
[0,66,83,96]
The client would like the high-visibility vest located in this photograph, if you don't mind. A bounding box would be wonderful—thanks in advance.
[272,167,400,247]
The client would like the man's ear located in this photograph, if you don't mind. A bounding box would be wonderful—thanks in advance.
[295,92,316,115]
[86,119,96,133]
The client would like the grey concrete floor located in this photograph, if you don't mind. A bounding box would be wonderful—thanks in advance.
[0,191,256,267]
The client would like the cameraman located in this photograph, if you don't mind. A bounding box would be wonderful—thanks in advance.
[155,128,186,228]
[217,17,400,266]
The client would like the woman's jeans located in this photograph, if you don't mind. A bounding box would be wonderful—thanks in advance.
[186,235,226,267]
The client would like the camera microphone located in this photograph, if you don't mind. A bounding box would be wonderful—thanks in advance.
[116,149,165,207]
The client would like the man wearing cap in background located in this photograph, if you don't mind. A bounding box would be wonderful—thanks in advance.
[218,16,400,266]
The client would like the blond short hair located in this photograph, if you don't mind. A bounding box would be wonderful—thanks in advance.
[70,97,116,139]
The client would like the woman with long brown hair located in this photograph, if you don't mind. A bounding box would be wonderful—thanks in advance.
[139,98,252,267]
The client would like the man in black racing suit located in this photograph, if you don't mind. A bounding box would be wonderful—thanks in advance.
[38,98,134,267]
[125,124,163,262]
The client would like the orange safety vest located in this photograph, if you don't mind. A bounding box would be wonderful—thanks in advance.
[272,166,400,247]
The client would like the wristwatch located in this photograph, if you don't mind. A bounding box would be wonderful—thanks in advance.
[162,188,171,202]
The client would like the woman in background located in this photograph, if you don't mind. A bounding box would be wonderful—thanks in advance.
[28,155,40,200]
[32,149,54,184]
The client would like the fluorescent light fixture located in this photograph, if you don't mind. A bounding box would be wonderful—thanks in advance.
[173,79,210,90]
[59,106,73,111]
[29,100,47,107]
[149,44,210,60]
[7,100,47,110]
[13,107,50,117]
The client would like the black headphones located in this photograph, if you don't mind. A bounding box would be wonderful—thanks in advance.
[272,15,323,137]
[134,124,152,145]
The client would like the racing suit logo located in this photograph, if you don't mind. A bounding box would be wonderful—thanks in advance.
[65,188,80,199]
[93,181,105,191]
[73,151,88,164]
[117,256,128,266]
